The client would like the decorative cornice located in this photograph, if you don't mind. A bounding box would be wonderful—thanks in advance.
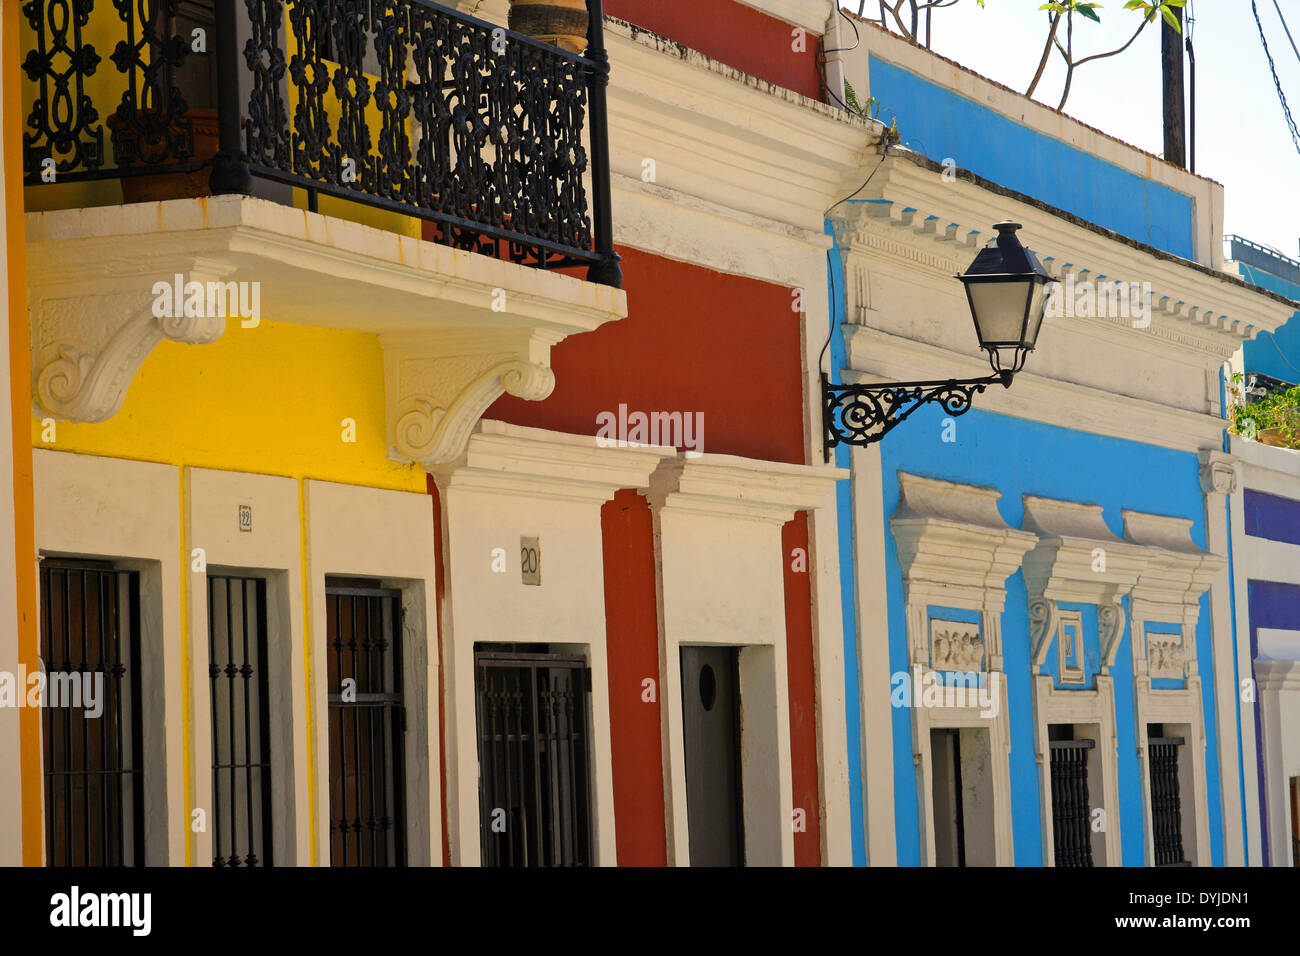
[891,473,1036,609]
[648,454,845,524]
[834,184,1287,361]
[1020,495,1147,672]
[1122,509,1224,611]
[434,419,672,503]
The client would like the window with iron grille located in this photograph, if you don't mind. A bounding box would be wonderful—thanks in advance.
[208,575,273,867]
[326,582,406,867]
[1048,730,1095,867]
[474,647,592,867]
[39,562,144,867]
[1148,730,1188,866]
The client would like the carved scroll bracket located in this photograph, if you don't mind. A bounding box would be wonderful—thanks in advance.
[384,328,562,467]
[31,281,228,423]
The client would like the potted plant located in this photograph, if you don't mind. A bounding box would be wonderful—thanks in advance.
[1228,373,1300,450]
[508,0,589,54]
[111,1,219,203]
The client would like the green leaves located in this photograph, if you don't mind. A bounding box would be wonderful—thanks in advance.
[843,79,883,121]
[1231,383,1300,447]
[1122,0,1184,31]
[844,78,862,114]
[1039,1,1102,21]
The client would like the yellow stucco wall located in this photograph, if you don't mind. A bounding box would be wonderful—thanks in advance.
[31,319,426,493]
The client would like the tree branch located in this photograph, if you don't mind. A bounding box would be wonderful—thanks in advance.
[1026,10,1061,98]
[1069,16,1152,68]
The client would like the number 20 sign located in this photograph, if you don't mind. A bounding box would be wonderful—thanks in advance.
[520,536,541,586]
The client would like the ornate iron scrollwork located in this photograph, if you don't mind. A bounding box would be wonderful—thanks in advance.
[21,0,621,286]
[823,370,1013,449]
[21,0,105,178]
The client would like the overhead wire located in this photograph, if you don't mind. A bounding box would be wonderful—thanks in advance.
[1251,0,1300,158]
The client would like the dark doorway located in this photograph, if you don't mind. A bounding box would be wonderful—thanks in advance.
[474,646,592,867]
[326,582,406,867]
[207,574,273,867]
[680,645,744,866]
[39,562,144,867]
[931,728,965,867]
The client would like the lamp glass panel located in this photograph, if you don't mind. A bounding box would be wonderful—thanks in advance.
[1023,280,1052,347]
[967,279,1033,346]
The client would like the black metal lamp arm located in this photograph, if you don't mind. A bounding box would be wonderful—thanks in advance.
[822,369,1013,451]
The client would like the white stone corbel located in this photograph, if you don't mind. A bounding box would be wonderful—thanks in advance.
[31,281,226,423]
[384,328,561,467]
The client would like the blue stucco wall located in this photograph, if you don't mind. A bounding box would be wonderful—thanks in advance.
[867,59,1197,260]
[1235,263,1300,384]
[876,402,1221,866]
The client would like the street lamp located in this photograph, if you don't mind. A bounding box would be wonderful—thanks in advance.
[823,221,1055,450]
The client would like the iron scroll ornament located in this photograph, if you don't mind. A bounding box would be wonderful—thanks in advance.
[822,369,1013,450]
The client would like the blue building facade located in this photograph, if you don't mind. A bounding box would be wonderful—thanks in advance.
[827,29,1292,866]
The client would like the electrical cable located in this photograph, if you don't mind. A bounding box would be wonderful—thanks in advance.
[819,146,893,378]
[1273,0,1300,68]
[1252,0,1300,158]
[821,5,863,112]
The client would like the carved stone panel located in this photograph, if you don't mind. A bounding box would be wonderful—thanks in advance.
[930,619,984,673]
[1147,632,1187,680]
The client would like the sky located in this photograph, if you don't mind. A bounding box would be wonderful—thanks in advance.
[840,1,1300,262]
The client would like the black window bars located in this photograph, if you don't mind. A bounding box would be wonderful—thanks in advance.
[207,575,274,867]
[39,562,145,867]
[474,648,592,866]
[1049,738,1095,867]
[326,582,406,867]
[20,0,621,286]
[1149,734,1188,866]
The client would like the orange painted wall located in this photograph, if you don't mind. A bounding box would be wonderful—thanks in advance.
[783,511,821,865]
[605,0,824,100]
[490,246,806,465]
[4,0,41,865]
[600,489,667,866]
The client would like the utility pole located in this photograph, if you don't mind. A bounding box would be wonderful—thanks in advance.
[1162,4,1187,167]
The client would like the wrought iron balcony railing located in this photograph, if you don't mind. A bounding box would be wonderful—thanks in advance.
[21,0,621,286]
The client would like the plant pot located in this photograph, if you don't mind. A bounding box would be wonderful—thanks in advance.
[108,108,220,204]
[508,0,589,55]
[1257,427,1297,448]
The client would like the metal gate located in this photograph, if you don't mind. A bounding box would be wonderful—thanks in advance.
[39,562,144,867]
[208,575,273,867]
[474,649,591,867]
[1149,735,1187,866]
[1049,739,1095,867]
[326,583,406,867]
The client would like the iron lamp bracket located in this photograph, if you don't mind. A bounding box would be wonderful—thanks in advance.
[822,369,1013,453]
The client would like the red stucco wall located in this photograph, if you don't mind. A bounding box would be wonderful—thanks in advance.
[601,489,668,865]
[605,0,824,100]
[489,246,806,466]
[783,510,821,865]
